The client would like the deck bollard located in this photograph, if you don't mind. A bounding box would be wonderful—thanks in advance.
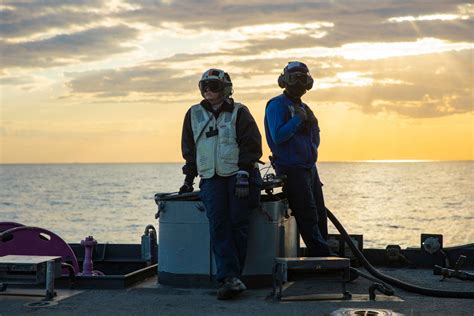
[45,260,56,300]
[81,236,97,276]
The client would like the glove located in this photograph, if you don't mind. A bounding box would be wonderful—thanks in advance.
[306,107,319,129]
[235,170,250,199]
[293,105,307,122]
[179,182,194,194]
[299,106,318,134]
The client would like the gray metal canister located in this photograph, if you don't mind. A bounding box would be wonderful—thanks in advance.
[156,194,297,287]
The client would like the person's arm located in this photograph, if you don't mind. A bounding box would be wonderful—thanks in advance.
[265,100,304,145]
[181,109,197,184]
[236,106,262,173]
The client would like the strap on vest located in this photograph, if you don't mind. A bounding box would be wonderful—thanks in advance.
[194,115,213,144]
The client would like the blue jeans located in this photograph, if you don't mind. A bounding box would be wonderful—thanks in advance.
[199,169,262,282]
[275,164,330,256]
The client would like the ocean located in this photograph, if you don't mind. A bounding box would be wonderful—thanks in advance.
[0,162,472,249]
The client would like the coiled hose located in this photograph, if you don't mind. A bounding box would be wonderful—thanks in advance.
[326,207,474,299]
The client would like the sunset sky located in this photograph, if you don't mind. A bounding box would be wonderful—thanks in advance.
[1,0,472,163]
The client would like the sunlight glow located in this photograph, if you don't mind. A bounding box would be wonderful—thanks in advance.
[338,38,473,60]
[316,72,374,89]
[258,38,473,61]
[231,22,333,40]
[236,22,333,34]
[336,72,373,86]
[106,0,141,12]
[388,14,469,22]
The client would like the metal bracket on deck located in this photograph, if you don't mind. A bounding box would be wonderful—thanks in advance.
[0,255,61,300]
[271,257,352,301]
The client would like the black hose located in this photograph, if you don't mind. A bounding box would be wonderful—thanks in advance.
[350,267,395,296]
[144,224,156,235]
[369,283,389,300]
[61,262,76,289]
[326,207,474,299]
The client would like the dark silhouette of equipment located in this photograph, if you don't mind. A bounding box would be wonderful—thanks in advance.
[434,255,474,281]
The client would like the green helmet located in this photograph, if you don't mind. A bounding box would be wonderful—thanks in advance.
[198,68,233,98]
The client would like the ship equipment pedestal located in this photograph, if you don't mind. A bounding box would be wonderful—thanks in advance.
[0,255,62,300]
[272,257,352,300]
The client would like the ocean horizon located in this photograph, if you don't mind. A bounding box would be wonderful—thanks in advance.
[1,161,472,249]
[1,159,471,164]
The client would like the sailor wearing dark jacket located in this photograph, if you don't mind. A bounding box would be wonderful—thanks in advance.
[264,61,331,257]
[180,68,263,300]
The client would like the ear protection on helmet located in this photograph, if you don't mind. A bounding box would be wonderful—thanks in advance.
[278,73,286,88]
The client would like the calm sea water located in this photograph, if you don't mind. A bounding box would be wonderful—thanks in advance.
[0,162,472,248]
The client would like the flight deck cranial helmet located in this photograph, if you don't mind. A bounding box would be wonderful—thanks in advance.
[198,68,233,98]
[278,61,314,94]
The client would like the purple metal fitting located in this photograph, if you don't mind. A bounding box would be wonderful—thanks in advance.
[80,236,97,276]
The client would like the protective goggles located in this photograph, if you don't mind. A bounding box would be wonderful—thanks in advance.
[199,80,224,93]
[287,72,314,87]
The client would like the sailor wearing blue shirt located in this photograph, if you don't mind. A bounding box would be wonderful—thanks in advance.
[264,61,331,256]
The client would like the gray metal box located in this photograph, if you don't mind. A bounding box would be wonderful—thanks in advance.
[158,197,297,287]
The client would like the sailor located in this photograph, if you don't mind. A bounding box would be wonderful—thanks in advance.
[179,68,263,300]
[264,61,331,257]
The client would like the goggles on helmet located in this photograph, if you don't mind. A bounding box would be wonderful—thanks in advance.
[198,68,233,98]
[279,61,314,90]
[287,72,313,87]
[199,79,224,93]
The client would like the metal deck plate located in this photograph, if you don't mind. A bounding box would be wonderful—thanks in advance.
[0,255,62,265]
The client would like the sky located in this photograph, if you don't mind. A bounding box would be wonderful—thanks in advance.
[0,0,473,163]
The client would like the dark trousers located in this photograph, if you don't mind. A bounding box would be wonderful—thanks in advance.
[199,170,261,281]
[275,164,330,256]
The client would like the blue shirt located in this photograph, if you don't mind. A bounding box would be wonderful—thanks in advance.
[264,93,319,168]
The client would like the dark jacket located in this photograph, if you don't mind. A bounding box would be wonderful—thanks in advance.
[181,98,262,182]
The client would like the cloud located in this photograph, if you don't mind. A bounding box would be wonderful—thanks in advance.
[0,75,34,85]
[304,50,474,118]
[65,65,198,97]
[227,34,326,55]
[0,0,108,40]
[3,1,471,120]
[1,0,471,72]
[117,0,471,45]
[118,0,467,29]
[316,19,473,47]
[65,49,473,118]
[369,95,472,118]
[0,25,139,69]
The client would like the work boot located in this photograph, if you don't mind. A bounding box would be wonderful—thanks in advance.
[217,277,247,300]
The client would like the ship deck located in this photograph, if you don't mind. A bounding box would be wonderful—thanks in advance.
[1,268,473,315]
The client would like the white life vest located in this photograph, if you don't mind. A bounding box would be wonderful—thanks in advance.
[190,102,242,179]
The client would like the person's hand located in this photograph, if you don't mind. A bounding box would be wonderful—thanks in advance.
[293,105,307,122]
[179,182,194,194]
[235,170,250,199]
